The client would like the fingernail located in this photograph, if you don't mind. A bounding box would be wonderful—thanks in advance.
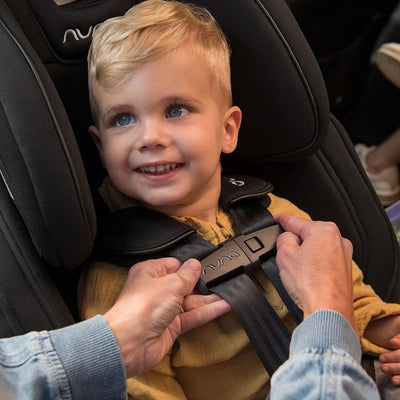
[381,364,389,373]
[185,259,200,271]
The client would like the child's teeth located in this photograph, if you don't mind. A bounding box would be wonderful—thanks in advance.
[140,163,178,174]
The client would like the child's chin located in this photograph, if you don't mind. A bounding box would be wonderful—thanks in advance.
[137,197,180,209]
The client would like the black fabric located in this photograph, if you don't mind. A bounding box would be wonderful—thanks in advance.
[0,0,96,268]
[7,0,135,61]
[229,200,275,236]
[94,175,275,262]
[211,273,291,376]
[224,189,303,324]
[219,175,273,209]
[0,179,74,337]
[192,0,329,163]
[220,175,274,234]
[95,207,196,256]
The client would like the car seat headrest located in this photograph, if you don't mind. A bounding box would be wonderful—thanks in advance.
[0,0,329,270]
[22,0,134,60]
[205,0,330,163]
[23,0,329,164]
[0,1,96,269]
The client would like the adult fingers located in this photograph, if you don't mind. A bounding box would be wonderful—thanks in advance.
[275,214,343,244]
[276,230,301,253]
[175,258,202,295]
[380,348,400,363]
[179,299,231,333]
[183,293,228,311]
[392,375,400,386]
[274,214,311,238]
[389,335,400,350]
[129,257,183,280]
[381,362,400,377]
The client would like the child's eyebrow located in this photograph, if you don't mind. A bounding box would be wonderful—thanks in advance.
[162,96,202,107]
[103,104,133,120]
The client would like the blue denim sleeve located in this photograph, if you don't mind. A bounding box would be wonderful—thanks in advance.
[0,315,127,400]
[269,310,380,400]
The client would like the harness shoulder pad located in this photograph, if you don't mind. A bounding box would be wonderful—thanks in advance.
[94,207,195,257]
[220,175,273,210]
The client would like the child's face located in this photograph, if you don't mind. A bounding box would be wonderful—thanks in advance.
[90,45,241,220]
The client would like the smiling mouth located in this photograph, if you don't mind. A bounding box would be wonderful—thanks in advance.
[137,163,181,175]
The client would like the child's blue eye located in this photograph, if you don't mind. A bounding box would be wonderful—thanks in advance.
[115,113,136,126]
[166,105,189,119]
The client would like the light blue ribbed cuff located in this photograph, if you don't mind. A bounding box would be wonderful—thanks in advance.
[290,310,362,362]
[49,315,127,400]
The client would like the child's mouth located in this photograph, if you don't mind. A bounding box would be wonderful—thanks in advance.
[137,163,181,175]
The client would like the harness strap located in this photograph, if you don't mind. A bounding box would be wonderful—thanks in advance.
[229,199,276,235]
[164,221,301,376]
[223,180,303,324]
[93,175,303,376]
[217,177,303,374]
[165,226,293,376]
[211,273,290,375]
[167,234,216,262]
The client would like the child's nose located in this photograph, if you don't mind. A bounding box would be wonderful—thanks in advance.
[136,121,171,150]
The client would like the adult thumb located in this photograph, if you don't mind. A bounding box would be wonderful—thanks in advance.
[176,258,202,294]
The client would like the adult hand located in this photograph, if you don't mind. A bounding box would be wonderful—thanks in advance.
[274,214,357,335]
[103,257,230,377]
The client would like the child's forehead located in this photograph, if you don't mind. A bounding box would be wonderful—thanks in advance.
[93,57,223,115]
[98,46,213,93]
[92,43,231,116]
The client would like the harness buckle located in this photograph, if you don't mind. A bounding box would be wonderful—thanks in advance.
[196,224,283,294]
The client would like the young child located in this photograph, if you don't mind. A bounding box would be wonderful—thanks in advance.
[79,1,400,398]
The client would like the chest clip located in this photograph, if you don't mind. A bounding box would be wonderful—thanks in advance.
[196,224,283,294]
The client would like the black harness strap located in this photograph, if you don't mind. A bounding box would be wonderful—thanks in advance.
[176,176,302,375]
[165,223,293,375]
[225,191,303,324]
[92,175,303,376]
[229,198,276,235]
[212,274,291,374]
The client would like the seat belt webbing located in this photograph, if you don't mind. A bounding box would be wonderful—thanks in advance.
[228,199,303,324]
[167,223,299,375]
[166,229,293,375]
[211,273,291,376]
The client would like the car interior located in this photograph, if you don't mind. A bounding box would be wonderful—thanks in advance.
[286,0,398,123]
[0,0,399,382]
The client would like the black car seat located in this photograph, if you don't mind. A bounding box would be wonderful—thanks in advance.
[0,0,399,347]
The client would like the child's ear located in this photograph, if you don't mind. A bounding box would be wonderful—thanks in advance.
[222,106,241,154]
[89,125,105,166]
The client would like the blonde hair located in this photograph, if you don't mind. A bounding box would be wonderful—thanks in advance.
[88,0,232,121]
